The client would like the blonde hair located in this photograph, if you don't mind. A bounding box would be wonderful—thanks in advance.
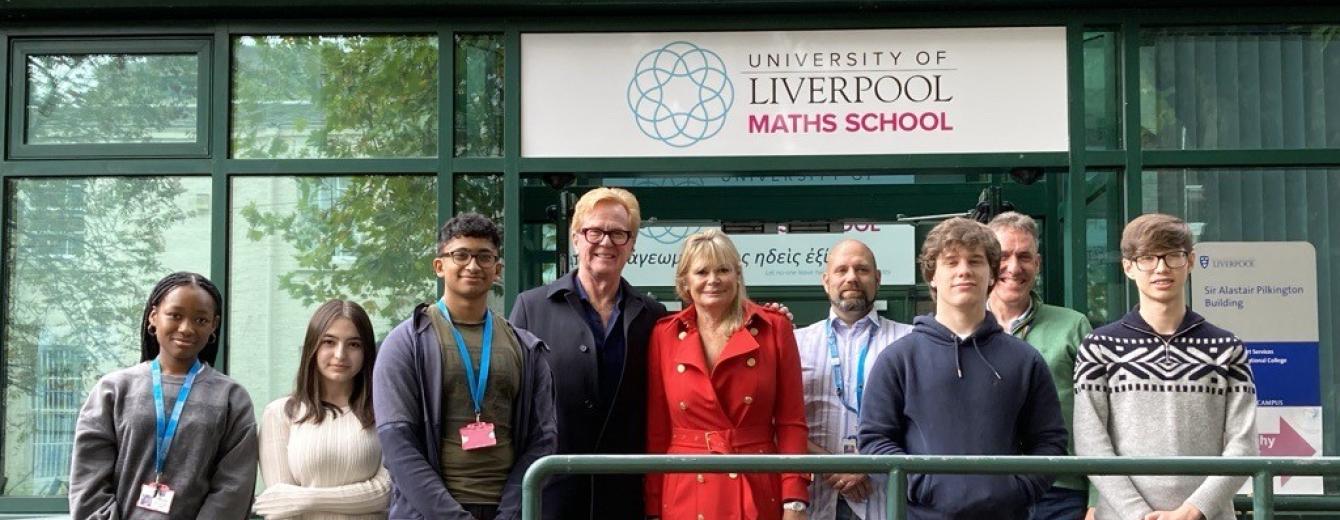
[674,229,748,334]
[570,187,642,237]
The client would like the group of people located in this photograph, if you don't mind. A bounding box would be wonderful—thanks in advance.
[65,186,1257,520]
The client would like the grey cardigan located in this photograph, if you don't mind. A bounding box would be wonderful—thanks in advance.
[68,362,259,519]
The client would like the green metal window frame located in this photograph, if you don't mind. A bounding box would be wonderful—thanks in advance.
[0,6,1337,510]
[7,38,213,159]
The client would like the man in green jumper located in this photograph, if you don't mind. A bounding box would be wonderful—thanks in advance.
[987,212,1093,520]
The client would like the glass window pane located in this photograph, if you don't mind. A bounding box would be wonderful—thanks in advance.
[454,34,504,158]
[1140,26,1340,150]
[229,175,436,411]
[3,177,211,496]
[1084,30,1121,150]
[454,173,504,310]
[26,54,199,145]
[232,35,439,159]
[1082,170,1125,325]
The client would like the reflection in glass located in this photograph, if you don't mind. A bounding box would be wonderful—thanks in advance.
[454,34,504,157]
[26,54,198,145]
[229,176,436,410]
[232,35,439,159]
[3,177,211,496]
[1141,26,1340,150]
[1081,170,1124,325]
[1083,31,1120,150]
[454,174,504,310]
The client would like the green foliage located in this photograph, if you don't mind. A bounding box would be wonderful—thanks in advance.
[454,34,504,157]
[26,54,197,144]
[4,177,197,494]
[231,35,438,159]
[234,35,466,326]
[240,176,437,326]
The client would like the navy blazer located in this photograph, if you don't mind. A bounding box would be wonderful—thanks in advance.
[510,271,668,520]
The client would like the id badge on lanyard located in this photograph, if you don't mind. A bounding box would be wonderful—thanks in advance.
[137,359,202,514]
[439,299,498,451]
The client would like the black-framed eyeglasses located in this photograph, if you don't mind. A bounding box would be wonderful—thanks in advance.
[1129,251,1190,271]
[579,227,632,246]
[440,249,498,267]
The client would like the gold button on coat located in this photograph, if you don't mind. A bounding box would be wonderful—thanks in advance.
[749,327,759,336]
[679,401,687,410]
[746,357,757,367]
[676,364,686,373]
[728,473,739,479]
[696,474,705,483]
[743,396,754,404]
[678,331,687,340]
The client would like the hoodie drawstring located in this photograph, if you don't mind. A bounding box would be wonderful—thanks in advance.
[955,341,963,378]
[970,336,1003,381]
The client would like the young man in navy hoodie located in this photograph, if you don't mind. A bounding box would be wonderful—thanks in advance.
[858,217,1068,520]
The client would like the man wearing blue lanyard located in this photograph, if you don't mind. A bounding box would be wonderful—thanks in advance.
[374,213,556,520]
[795,239,912,520]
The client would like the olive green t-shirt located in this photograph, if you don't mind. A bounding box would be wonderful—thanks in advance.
[427,307,523,506]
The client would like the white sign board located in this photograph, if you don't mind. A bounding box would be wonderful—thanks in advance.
[1191,242,1322,494]
[579,223,916,288]
[522,27,1068,157]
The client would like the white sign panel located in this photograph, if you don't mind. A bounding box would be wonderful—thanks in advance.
[1191,242,1322,494]
[579,223,916,288]
[522,27,1068,157]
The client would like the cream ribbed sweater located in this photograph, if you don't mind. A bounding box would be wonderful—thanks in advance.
[256,398,390,519]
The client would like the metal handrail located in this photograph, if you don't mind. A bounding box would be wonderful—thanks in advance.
[521,455,1340,520]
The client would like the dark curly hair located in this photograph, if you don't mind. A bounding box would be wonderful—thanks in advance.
[437,212,502,253]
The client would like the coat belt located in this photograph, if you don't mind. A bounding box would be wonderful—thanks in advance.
[669,425,775,454]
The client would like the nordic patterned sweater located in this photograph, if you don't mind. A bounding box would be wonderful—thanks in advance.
[1073,308,1257,520]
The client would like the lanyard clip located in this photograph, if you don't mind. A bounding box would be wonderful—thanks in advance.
[475,412,482,424]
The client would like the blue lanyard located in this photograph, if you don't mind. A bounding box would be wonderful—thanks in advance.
[150,358,202,480]
[827,319,878,415]
[437,299,493,419]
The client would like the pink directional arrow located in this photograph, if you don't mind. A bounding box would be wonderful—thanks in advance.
[1260,418,1316,485]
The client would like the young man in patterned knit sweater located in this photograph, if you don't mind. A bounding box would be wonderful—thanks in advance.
[1074,213,1258,520]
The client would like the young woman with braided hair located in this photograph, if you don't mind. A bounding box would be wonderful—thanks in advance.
[69,272,259,519]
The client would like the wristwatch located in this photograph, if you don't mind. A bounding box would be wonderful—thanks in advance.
[782,501,808,512]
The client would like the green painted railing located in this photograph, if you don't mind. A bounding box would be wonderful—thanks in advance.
[521,455,1340,520]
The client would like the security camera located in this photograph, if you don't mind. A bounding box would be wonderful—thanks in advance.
[1009,167,1044,186]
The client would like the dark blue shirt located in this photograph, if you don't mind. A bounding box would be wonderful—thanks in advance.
[575,279,626,408]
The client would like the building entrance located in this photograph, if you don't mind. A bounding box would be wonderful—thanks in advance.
[520,170,1062,326]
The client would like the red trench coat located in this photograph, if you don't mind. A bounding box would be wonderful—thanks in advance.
[646,301,810,520]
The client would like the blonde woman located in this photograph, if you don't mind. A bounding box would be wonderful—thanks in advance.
[645,229,810,520]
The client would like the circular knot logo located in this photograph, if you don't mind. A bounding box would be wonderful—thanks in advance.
[626,41,734,148]
[642,225,703,245]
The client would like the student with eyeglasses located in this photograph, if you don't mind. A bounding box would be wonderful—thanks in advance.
[373,213,556,520]
[1075,214,1257,520]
